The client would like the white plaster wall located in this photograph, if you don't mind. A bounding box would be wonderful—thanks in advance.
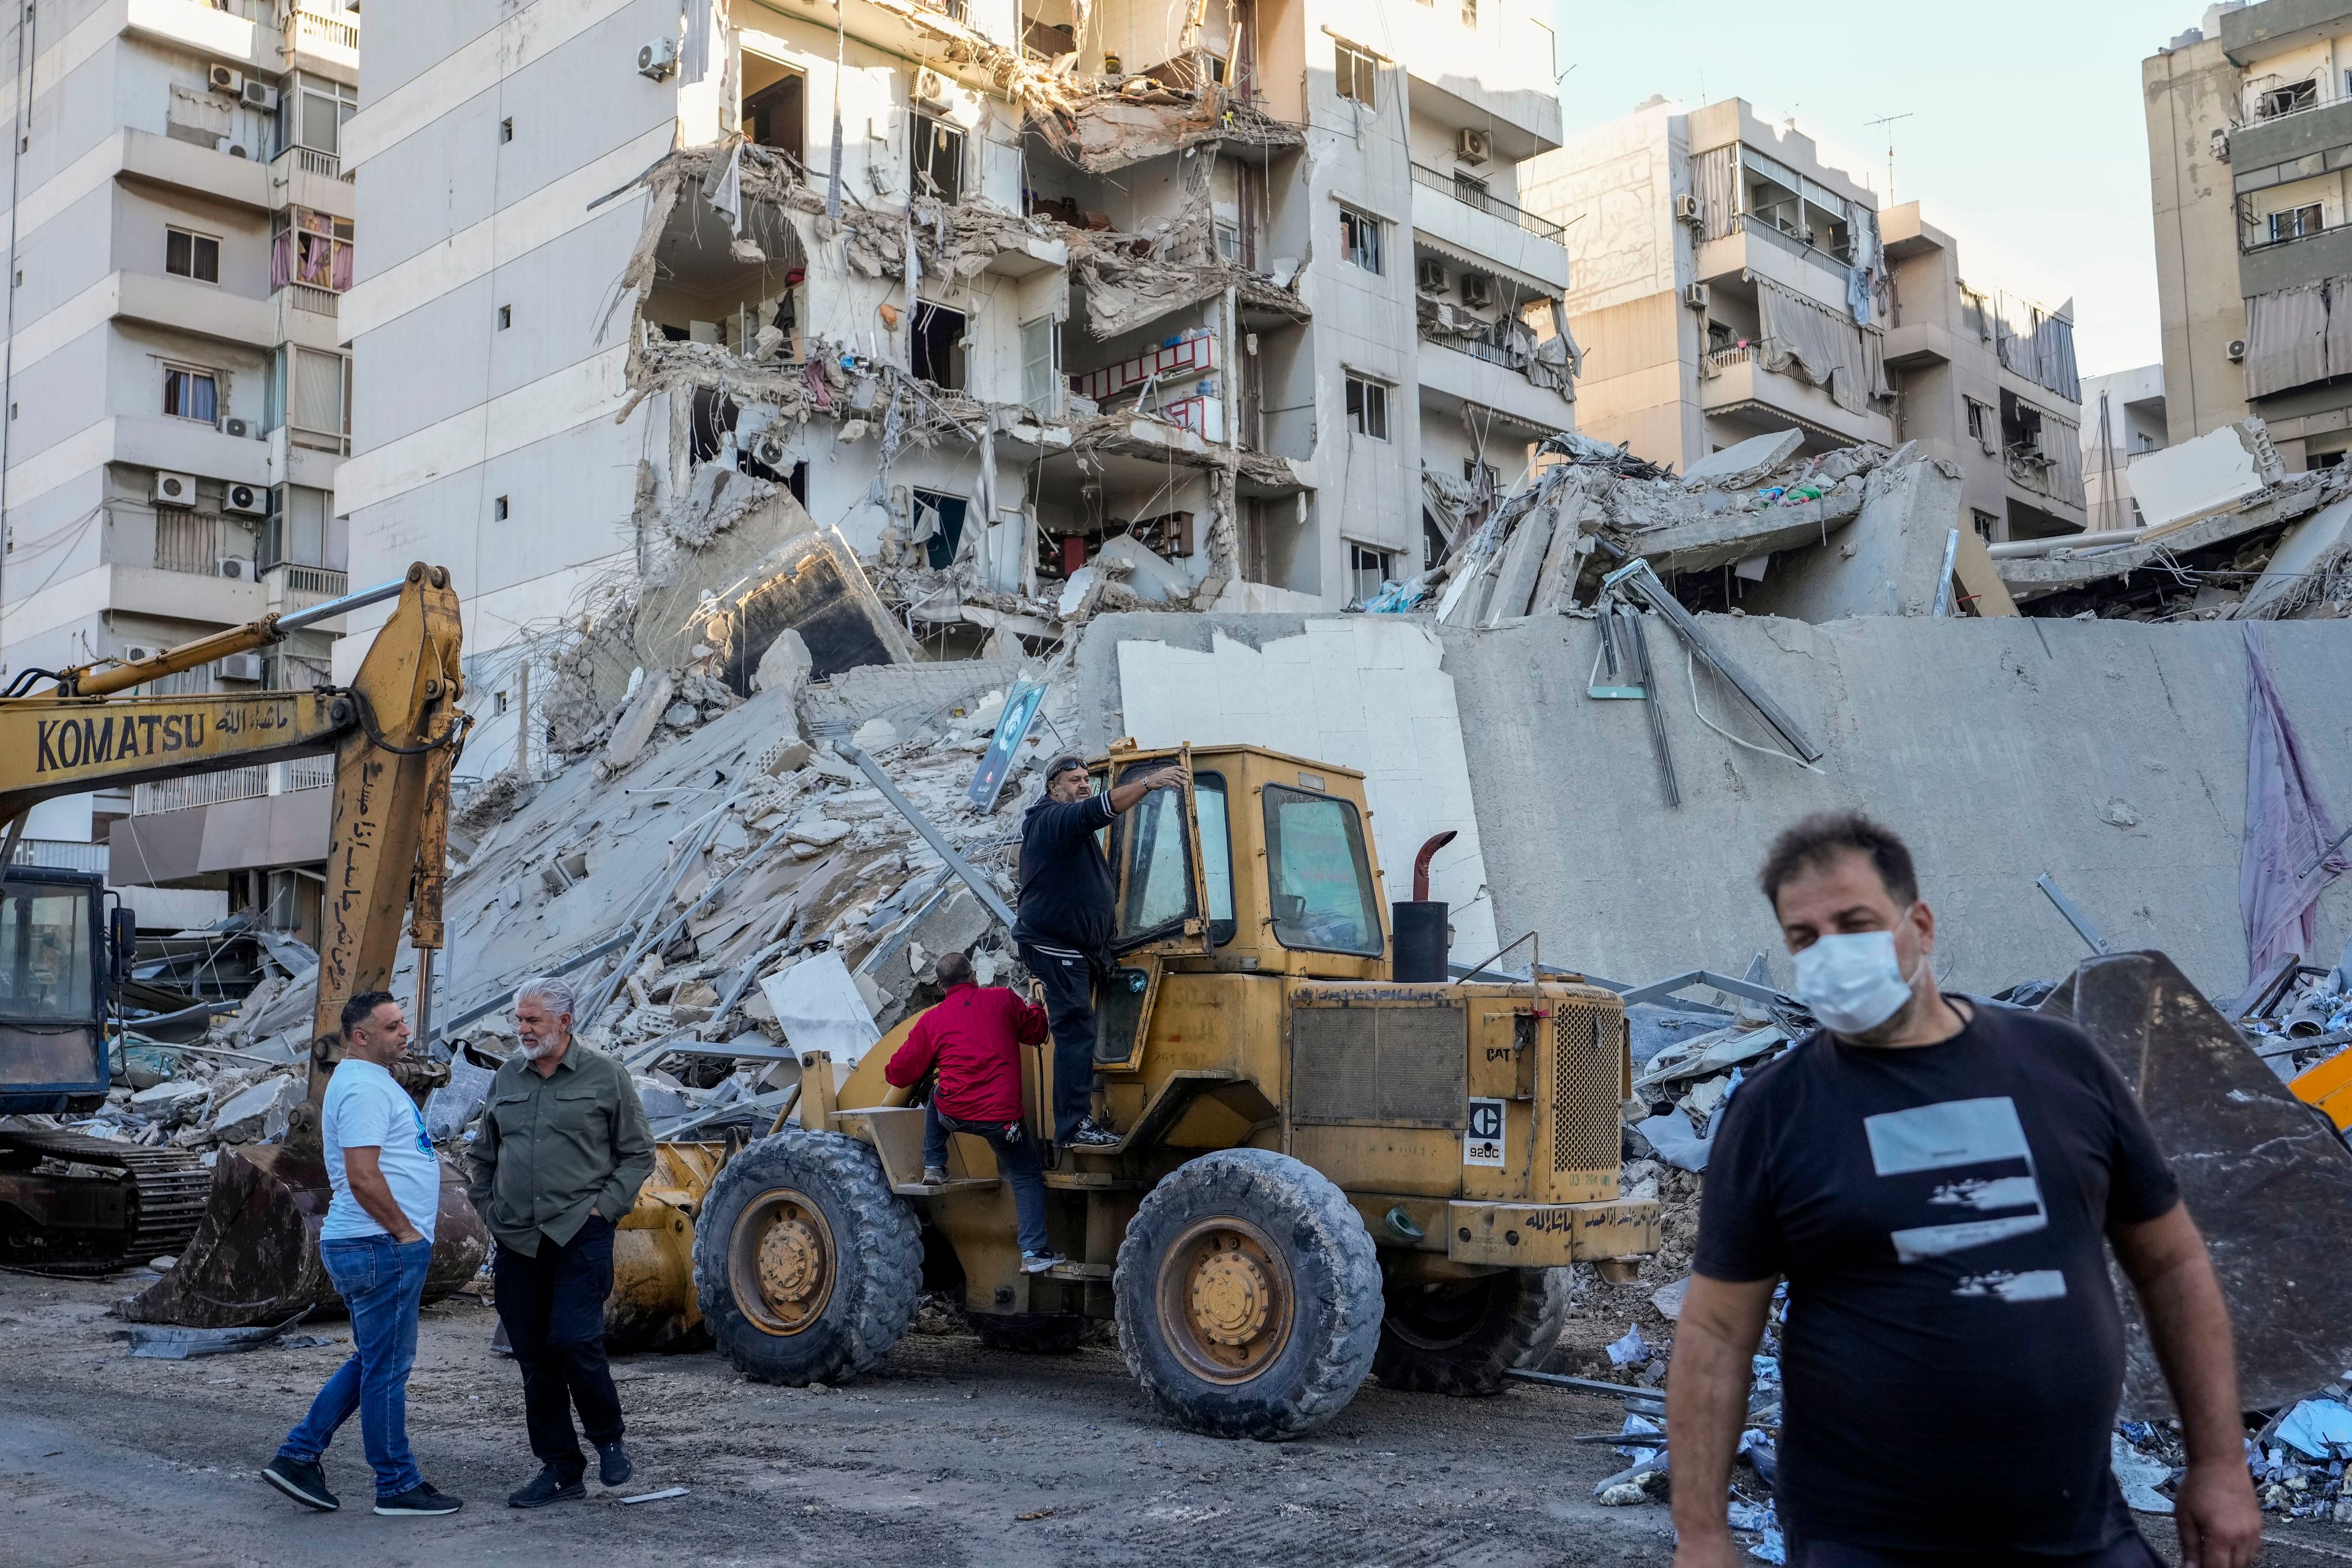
[1520,105,1676,315]
[1112,618,1502,966]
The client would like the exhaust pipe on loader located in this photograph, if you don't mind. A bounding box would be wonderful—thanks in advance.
[1390,831,1459,984]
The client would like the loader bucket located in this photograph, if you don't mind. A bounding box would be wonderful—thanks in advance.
[116,1143,489,1327]
[2043,950,2352,1416]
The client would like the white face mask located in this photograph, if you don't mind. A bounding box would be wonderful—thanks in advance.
[1792,916,1921,1037]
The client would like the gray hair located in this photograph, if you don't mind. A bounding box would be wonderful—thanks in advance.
[516,975,578,1020]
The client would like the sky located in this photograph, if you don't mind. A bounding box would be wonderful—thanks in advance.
[1548,1,2201,376]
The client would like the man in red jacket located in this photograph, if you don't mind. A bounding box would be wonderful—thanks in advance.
[884,951,1060,1272]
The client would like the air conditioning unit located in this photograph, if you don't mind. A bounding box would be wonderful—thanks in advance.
[2227,337,2248,363]
[223,481,268,516]
[1673,192,1702,224]
[1681,282,1711,312]
[2211,126,2231,164]
[241,80,279,113]
[228,144,249,160]
[208,65,244,96]
[1458,273,1493,309]
[1415,257,1448,295]
[151,471,197,508]
[1455,127,1491,166]
[217,652,264,682]
[637,37,678,81]
[749,431,792,471]
[121,646,158,665]
[222,417,251,439]
[913,68,951,111]
[217,557,251,581]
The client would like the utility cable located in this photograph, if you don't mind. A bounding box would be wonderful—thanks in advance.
[1687,648,1820,775]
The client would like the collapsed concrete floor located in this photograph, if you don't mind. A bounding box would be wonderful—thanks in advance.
[0,1268,2314,1568]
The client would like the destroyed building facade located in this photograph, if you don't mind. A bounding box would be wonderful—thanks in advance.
[2146,0,2352,465]
[0,0,363,935]
[326,0,1579,783]
[1520,99,2087,545]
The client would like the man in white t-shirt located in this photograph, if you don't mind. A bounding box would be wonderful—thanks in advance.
[262,992,464,1518]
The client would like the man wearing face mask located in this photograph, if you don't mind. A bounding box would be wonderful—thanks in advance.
[1668,813,2260,1568]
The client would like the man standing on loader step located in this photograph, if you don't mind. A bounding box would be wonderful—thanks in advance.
[264,992,462,1518]
[1669,812,2260,1568]
[1014,753,1185,1147]
[884,950,1060,1271]
[466,976,654,1510]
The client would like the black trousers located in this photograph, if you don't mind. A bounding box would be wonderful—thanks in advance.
[1787,1528,2161,1567]
[1019,944,1096,1142]
[493,1217,623,1477]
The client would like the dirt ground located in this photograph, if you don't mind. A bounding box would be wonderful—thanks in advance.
[4,1272,2350,1568]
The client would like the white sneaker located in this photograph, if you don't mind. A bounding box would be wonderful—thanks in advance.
[1020,1250,1065,1274]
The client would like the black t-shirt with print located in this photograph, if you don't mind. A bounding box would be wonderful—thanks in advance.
[1694,999,2182,1555]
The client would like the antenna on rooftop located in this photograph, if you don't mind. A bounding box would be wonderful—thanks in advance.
[1864,111,1914,200]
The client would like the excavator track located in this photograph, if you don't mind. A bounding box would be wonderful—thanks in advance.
[0,1129,214,1275]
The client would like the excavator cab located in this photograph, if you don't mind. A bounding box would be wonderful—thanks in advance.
[0,867,113,1115]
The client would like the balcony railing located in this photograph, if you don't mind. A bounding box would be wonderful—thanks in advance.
[287,424,350,455]
[1735,214,1857,279]
[1408,162,1566,244]
[9,838,109,873]
[274,145,351,184]
[284,282,339,317]
[132,758,333,816]
[1424,326,1526,370]
[266,562,349,600]
[287,6,360,52]
[1705,343,1759,369]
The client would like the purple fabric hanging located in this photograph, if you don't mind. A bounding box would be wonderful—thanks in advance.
[2241,624,2347,983]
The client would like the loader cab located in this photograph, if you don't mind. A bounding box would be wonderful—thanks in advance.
[1098,742,1389,982]
[0,867,116,1114]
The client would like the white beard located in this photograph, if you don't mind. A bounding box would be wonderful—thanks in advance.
[513,1036,552,1061]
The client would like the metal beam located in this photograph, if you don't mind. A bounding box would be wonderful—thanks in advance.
[836,742,1016,929]
[2035,874,2112,956]
[1602,559,1824,762]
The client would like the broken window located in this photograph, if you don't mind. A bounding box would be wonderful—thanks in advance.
[1333,40,1377,109]
[167,228,219,284]
[1348,543,1395,604]
[690,388,737,464]
[164,364,217,422]
[742,64,806,164]
[1964,396,1996,454]
[1340,206,1383,274]
[1215,221,1240,263]
[911,488,968,569]
[911,303,967,390]
[2257,77,2320,119]
[1972,508,1999,542]
[272,208,353,293]
[2270,203,2324,243]
[910,111,964,202]
[1020,314,1061,417]
[1345,375,1389,440]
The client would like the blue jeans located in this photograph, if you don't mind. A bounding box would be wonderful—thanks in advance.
[938,1113,1050,1254]
[277,1234,433,1498]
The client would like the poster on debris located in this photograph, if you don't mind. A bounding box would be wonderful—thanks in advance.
[966,680,1046,812]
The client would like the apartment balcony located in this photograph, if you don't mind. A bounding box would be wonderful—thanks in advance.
[113,415,274,486]
[1398,9,1565,157]
[268,423,347,491]
[1408,165,1570,293]
[1698,344,1892,449]
[1694,214,1858,300]
[262,561,349,616]
[1882,318,1961,371]
[113,760,334,888]
[2239,213,2352,298]
[283,4,360,83]
[112,270,277,352]
[1416,328,1575,438]
[274,283,346,353]
[117,128,273,211]
[269,145,357,223]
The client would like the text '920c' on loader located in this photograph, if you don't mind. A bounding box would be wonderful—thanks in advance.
[0,565,489,1322]
[663,742,1660,1440]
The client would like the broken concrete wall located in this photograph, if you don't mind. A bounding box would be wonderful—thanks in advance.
[1738,457,1966,621]
[1071,614,1504,966]
[1442,615,2352,997]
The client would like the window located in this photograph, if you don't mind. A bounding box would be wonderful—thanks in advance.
[1964,396,1995,454]
[1334,40,1377,108]
[497,304,511,330]
[1194,773,1235,946]
[0,880,97,1024]
[1340,206,1383,274]
[910,303,967,390]
[2258,78,2320,119]
[1972,508,1999,542]
[1344,374,1389,440]
[1111,763,1199,945]
[163,365,217,422]
[1261,784,1381,956]
[289,347,346,439]
[742,69,805,162]
[499,117,514,143]
[272,208,353,292]
[1348,543,1395,604]
[1020,314,1060,416]
[1464,457,1498,492]
[493,496,509,521]
[910,111,964,202]
[165,228,219,284]
[285,74,358,157]
[2270,203,2324,243]
[1215,221,1240,263]
[910,488,969,570]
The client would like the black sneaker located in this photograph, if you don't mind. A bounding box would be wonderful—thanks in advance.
[1068,1117,1120,1148]
[508,1467,586,1509]
[375,1482,463,1517]
[1020,1250,1066,1275]
[263,1455,339,1512]
[596,1440,633,1488]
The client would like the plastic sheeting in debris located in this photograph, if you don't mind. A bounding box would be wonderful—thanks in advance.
[2277,1398,2352,1462]
[759,951,881,1066]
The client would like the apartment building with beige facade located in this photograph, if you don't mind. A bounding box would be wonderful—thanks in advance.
[0,0,363,936]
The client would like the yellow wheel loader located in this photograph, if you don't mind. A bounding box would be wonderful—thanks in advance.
[667,742,1660,1439]
[0,565,491,1321]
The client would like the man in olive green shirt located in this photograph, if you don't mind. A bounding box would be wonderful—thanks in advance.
[465,976,653,1509]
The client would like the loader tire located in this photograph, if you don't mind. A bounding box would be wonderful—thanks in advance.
[1514,1266,1581,1370]
[1115,1149,1381,1441]
[692,1128,921,1387]
[1373,1267,1551,1395]
[966,1311,1089,1354]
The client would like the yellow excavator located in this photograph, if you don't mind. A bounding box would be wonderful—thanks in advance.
[0,564,490,1322]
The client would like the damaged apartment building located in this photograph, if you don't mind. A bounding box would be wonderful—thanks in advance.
[330,0,1578,780]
